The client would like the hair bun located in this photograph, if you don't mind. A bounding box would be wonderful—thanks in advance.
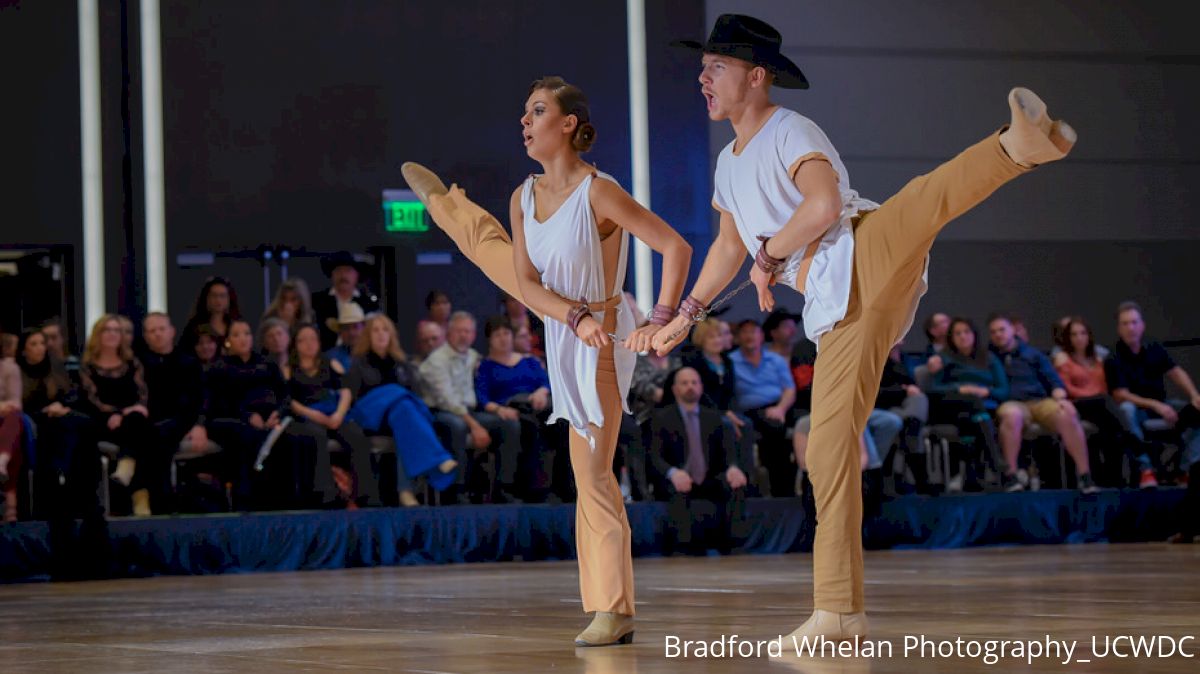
[573,122,597,153]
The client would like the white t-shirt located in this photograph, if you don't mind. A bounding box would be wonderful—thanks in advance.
[713,107,927,346]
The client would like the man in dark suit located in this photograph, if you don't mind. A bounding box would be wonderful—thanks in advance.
[312,251,380,350]
[649,367,748,554]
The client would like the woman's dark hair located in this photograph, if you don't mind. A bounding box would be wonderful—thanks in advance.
[288,323,323,372]
[484,315,514,340]
[17,328,70,401]
[947,317,989,368]
[530,75,596,153]
[1057,316,1097,361]
[182,277,242,350]
[424,290,450,311]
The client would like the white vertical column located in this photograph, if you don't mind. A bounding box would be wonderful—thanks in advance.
[141,0,168,312]
[626,0,653,317]
[79,0,105,328]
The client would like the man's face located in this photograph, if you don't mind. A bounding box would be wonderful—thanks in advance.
[339,322,364,348]
[738,324,764,351]
[332,265,358,292]
[42,325,63,358]
[673,368,703,405]
[989,319,1015,351]
[447,318,476,352]
[930,314,950,341]
[1118,309,1145,346]
[143,316,175,354]
[417,322,446,356]
[771,319,796,345]
[698,54,759,121]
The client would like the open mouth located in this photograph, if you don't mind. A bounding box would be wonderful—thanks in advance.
[702,90,716,111]
[523,131,534,146]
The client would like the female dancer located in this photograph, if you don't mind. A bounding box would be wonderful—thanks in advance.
[402,75,691,646]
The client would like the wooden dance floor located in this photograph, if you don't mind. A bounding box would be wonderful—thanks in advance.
[2,543,1198,672]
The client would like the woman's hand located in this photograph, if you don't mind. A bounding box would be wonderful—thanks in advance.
[622,324,661,354]
[574,315,610,349]
[651,314,691,356]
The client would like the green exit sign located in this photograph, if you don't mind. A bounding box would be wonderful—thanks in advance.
[382,189,428,233]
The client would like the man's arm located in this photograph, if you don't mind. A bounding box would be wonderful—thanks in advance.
[760,159,843,260]
[1167,366,1200,403]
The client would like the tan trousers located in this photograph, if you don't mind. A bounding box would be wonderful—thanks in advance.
[426,188,636,616]
[807,131,1028,613]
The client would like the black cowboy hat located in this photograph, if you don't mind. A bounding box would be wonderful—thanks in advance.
[672,14,808,90]
[320,251,367,278]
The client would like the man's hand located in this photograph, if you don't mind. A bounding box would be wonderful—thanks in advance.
[905,384,922,397]
[1155,401,1180,426]
[765,404,788,424]
[670,470,694,494]
[750,264,776,313]
[466,418,491,450]
[726,411,746,440]
[726,466,748,490]
[326,411,345,430]
[926,355,944,374]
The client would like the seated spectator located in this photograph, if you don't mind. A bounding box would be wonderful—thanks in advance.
[680,319,752,485]
[258,317,291,372]
[181,276,241,353]
[500,291,544,360]
[623,346,679,502]
[191,324,222,368]
[717,320,734,353]
[423,289,453,333]
[1050,315,1108,364]
[877,343,930,494]
[324,303,366,371]
[17,329,98,522]
[475,316,560,501]
[923,312,951,358]
[0,350,22,521]
[412,319,445,365]
[345,314,458,506]
[1054,316,1147,487]
[928,318,1010,491]
[284,324,382,508]
[1,333,18,360]
[79,315,156,515]
[729,319,796,497]
[763,308,802,363]
[141,312,206,512]
[262,278,314,331]
[649,367,747,554]
[1106,301,1200,484]
[41,318,81,377]
[313,252,380,351]
[989,314,1099,494]
[201,319,308,511]
[419,311,522,503]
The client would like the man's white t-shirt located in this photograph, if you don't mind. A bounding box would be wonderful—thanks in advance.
[713,107,927,347]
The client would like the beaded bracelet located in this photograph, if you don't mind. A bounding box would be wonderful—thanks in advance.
[648,303,674,327]
[754,234,786,275]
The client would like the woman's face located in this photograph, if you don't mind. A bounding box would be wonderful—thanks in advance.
[718,322,733,351]
[99,319,122,351]
[195,335,218,363]
[279,290,299,321]
[702,329,723,355]
[295,327,320,360]
[521,88,571,160]
[513,325,532,354]
[951,322,976,355]
[1070,323,1090,354]
[429,297,451,323]
[264,325,290,356]
[369,320,391,354]
[207,283,230,315]
[23,333,47,365]
[227,322,253,357]
[489,327,513,355]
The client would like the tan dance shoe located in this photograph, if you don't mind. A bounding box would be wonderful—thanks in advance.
[999,87,1076,167]
[400,162,449,207]
[574,612,635,647]
[131,488,152,516]
[785,609,869,642]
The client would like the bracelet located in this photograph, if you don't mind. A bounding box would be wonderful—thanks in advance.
[566,299,593,333]
[677,295,709,323]
[755,234,786,275]
[648,303,674,327]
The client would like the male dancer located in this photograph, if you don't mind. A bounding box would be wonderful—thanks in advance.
[651,14,1075,640]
